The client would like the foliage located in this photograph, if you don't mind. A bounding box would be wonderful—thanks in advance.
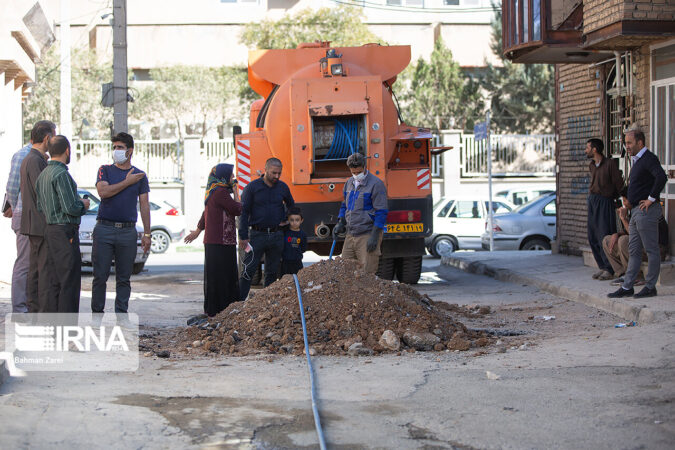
[399,38,485,132]
[482,4,554,134]
[240,5,384,49]
[130,65,255,139]
[23,45,112,140]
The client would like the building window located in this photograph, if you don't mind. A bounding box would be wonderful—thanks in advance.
[651,43,675,166]
[444,0,460,5]
[386,0,424,6]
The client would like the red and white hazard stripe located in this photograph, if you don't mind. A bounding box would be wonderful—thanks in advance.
[236,139,251,195]
[417,168,431,190]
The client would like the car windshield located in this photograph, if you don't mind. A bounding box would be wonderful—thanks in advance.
[513,194,552,214]
[78,191,100,215]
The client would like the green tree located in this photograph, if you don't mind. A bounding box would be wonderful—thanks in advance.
[400,37,485,132]
[240,5,384,49]
[130,65,255,139]
[482,4,554,134]
[23,45,113,139]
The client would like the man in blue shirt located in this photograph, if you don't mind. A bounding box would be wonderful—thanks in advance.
[92,132,151,313]
[238,157,294,299]
[4,141,32,312]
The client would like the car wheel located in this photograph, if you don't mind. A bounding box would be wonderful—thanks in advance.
[521,238,550,251]
[432,236,456,258]
[151,230,171,254]
[132,262,145,275]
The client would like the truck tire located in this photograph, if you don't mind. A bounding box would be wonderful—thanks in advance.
[396,256,422,284]
[376,256,397,280]
[132,262,145,275]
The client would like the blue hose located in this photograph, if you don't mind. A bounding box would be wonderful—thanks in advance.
[324,117,357,159]
[329,240,336,260]
[292,274,327,450]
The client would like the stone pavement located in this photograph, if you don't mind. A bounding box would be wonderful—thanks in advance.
[443,250,675,324]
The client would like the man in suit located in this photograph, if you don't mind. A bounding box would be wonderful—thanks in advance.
[608,129,668,299]
[20,120,58,312]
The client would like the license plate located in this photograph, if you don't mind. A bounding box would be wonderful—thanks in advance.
[385,223,424,233]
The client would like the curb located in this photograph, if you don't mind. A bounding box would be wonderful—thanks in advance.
[0,360,8,387]
[443,256,661,324]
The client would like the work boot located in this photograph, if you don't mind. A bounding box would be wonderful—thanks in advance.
[608,287,634,298]
[592,270,604,279]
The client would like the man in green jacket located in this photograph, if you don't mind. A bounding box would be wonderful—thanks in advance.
[36,135,90,312]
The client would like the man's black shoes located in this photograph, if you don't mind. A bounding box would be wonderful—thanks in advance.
[633,286,657,298]
[608,287,634,298]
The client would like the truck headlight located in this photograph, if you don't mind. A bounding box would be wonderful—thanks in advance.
[79,231,93,240]
[331,63,343,76]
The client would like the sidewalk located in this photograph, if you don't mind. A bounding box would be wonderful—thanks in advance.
[442,251,675,323]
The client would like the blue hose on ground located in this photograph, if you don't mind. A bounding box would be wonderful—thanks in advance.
[329,239,336,260]
[292,274,327,450]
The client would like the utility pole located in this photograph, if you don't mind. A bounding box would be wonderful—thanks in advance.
[112,0,128,133]
[59,0,72,139]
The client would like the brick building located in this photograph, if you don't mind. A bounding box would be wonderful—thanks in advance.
[501,0,675,257]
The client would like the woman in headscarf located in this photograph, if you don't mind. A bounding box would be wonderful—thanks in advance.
[184,163,242,316]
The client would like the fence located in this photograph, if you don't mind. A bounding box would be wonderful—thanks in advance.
[200,140,235,184]
[72,139,182,185]
[460,133,555,178]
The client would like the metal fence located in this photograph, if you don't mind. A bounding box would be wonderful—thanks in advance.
[430,135,443,178]
[460,133,555,177]
[72,139,183,185]
[202,140,235,170]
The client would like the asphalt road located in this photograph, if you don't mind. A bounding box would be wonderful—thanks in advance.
[1,249,673,449]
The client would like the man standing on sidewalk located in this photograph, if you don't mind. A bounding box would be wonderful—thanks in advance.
[608,129,667,299]
[238,157,294,300]
[35,136,90,312]
[92,132,151,313]
[20,120,58,312]
[4,140,32,313]
[585,138,624,281]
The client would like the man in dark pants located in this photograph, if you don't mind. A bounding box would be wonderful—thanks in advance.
[238,158,294,300]
[35,136,90,312]
[20,120,58,312]
[92,132,151,313]
[609,129,667,299]
[585,138,625,281]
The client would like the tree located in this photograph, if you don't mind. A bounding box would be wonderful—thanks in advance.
[23,45,113,140]
[399,38,485,132]
[482,4,554,134]
[240,5,384,49]
[130,66,254,139]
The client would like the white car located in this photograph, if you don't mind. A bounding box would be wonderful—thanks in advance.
[148,201,186,253]
[77,190,149,274]
[425,196,514,257]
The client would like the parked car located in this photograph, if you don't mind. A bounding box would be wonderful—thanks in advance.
[77,189,149,274]
[495,187,555,206]
[481,193,556,251]
[148,201,186,253]
[425,196,514,257]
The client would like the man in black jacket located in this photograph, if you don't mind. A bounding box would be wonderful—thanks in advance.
[608,129,667,299]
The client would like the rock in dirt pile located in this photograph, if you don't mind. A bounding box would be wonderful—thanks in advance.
[143,257,491,357]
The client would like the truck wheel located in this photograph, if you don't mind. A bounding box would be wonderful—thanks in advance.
[396,256,423,284]
[376,256,397,280]
[132,262,145,275]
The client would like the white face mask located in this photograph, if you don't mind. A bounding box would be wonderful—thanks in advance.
[113,149,128,164]
[352,171,366,182]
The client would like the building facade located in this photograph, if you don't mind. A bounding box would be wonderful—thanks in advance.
[502,0,675,257]
[0,1,54,282]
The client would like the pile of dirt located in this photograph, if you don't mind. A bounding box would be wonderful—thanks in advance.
[142,257,491,357]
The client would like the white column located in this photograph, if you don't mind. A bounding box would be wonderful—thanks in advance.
[182,136,202,229]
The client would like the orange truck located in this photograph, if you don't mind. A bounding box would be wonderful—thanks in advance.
[235,42,438,283]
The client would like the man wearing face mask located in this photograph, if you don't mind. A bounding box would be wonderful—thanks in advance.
[333,152,388,274]
[91,132,151,314]
[35,135,90,312]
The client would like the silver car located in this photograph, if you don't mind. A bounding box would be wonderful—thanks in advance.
[481,193,556,251]
[78,189,149,274]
